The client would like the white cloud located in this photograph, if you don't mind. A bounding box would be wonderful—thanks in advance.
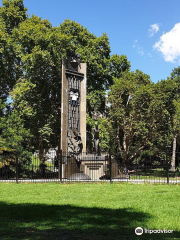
[153,23,180,63]
[133,39,144,56]
[133,39,138,48]
[148,24,160,37]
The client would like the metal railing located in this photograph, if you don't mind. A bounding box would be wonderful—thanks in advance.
[0,150,180,184]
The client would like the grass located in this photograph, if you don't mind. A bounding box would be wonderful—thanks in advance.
[0,183,180,240]
[128,168,180,181]
[31,157,54,171]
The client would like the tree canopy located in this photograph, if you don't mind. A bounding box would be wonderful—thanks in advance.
[0,0,114,159]
[0,0,179,169]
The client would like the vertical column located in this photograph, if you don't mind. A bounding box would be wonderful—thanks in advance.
[79,63,87,153]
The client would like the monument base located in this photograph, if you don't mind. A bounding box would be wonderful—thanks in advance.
[79,154,108,180]
[68,173,91,180]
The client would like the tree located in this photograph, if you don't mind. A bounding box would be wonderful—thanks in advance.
[174,99,180,136]
[173,99,180,169]
[0,0,27,102]
[11,17,113,158]
[0,100,32,174]
[10,15,73,161]
[86,54,131,151]
[152,79,175,149]
[151,68,180,170]
[108,70,155,169]
[168,67,180,169]
[110,54,131,80]
[0,0,27,34]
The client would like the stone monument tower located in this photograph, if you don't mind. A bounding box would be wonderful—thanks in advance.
[61,53,87,154]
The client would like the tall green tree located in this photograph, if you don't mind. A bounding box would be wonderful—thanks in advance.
[0,100,31,158]
[11,17,113,158]
[0,0,27,102]
[0,0,27,33]
[151,67,180,170]
[108,70,155,169]
[11,15,73,161]
[168,67,180,169]
[110,54,131,79]
[152,79,176,149]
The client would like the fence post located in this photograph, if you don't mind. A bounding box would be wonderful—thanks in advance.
[58,150,62,182]
[109,149,112,183]
[16,156,18,184]
[166,148,169,184]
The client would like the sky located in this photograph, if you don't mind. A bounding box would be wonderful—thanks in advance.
[1,0,180,83]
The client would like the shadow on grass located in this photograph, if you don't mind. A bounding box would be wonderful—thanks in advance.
[0,201,179,240]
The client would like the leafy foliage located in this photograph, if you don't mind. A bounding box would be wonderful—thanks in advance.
[0,100,32,175]
[86,114,113,153]
[0,0,180,168]
[0,0,27,102]
[108,70,155,166]
[0,0,27,33]
[110,54,131,79]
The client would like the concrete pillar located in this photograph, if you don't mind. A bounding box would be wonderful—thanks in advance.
[61,60,87,153]
[79,63,87,153]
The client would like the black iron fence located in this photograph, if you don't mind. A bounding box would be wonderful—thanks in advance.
[0,150,180,184]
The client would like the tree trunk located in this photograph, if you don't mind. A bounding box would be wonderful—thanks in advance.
[39,137,46,178]
[39,137,44,164]
[171,135,177,171]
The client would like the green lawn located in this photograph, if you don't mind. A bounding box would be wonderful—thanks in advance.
[0,183,180,240]
[128,168,180,181]
[31,157,54,171]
